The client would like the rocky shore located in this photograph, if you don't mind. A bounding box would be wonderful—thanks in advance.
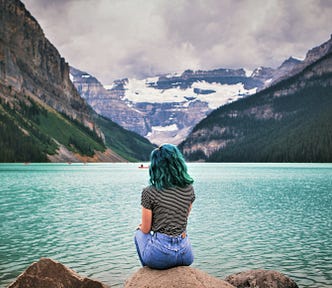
[8,258,299,288]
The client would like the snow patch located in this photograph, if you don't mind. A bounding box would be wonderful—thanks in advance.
[265,78,273,84]
[191,81,256,109]
[145,76,159,83]
[104,84,115,90]
[122,78,256,109]
[244,68,253,77]
[151,124,178,132]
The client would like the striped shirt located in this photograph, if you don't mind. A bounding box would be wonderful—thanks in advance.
[141,184,195,236]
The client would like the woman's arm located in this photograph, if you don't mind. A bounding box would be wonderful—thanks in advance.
[139,206,152,234]
[188,203,193,216]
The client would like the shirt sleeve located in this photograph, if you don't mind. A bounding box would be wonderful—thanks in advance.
[141,187,153,210]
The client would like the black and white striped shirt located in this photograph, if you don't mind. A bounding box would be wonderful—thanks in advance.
[141,185,195,236]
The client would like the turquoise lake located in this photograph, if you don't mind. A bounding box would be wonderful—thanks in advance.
[0,163,331,287]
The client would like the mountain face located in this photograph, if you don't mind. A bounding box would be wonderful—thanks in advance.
[71,56,304,146]
[0,0,90,124]
[0,0,155,162]
[70,67,147,138]
[71,67,270,145]
[258,57,302,89]
[180,35,332,162]
[268,37,332,86]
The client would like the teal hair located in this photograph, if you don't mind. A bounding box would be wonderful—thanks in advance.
[149,143,194,190]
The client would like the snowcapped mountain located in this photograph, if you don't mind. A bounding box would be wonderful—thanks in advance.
[70,61,302,145]
[119,70,258,109]
[71,68,262,145]
[180,35,332,162]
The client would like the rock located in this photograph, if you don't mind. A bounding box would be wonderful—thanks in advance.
[124,266,235,288]
[7,258,300,288]
[1,0,91,123]
[7,258,109,288]
[225,269,298,288]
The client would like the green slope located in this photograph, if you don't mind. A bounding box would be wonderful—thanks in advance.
[0,95,106,162]
[95,115,156,162]
[0,92,156,162]
[207,86,332,162]
[181,54,332,163]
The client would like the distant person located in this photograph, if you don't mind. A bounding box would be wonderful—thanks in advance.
[134,143,195,269]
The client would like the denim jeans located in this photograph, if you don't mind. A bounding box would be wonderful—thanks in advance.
[134,229,194,269]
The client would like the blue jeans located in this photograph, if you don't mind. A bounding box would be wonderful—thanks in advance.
[134,229,194,269]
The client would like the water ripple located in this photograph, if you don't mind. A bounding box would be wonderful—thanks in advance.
[0,163,331,288]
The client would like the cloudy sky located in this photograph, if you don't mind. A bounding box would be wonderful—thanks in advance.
[23,0,332,85]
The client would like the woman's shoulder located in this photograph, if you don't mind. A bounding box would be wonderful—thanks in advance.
[143,184,193,193]
[142,186,160,201]
[177,184,194,191]
[142,185,158,193]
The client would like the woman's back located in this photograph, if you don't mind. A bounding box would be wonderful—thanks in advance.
[142,185,195,236]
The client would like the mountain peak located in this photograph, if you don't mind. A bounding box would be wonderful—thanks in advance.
[304,35,332,65]
[180,39,332,162]
[279,57,302,68]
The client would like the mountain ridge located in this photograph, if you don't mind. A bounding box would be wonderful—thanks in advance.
[0,0,155,162]
[71,57,299,146]
[179,35,332,162]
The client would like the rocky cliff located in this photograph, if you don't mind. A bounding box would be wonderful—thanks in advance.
[70,67,147,137]
[269,34,332,86]
[0,0,155,162]
[0,0,91,125]
[258,57,302,89]
[180,35,332,162]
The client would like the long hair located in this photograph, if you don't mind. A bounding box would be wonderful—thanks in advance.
[149,144,194,190]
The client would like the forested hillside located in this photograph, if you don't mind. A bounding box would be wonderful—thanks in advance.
[180,50,332,162]
[0,86,155,162]
[94,115,156,162]
[0,89,105,162]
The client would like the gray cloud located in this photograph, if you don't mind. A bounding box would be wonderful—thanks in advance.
[23,0,332,84]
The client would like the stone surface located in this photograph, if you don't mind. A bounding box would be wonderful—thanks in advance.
[0,0,91,123]
[7,258,109,288]
[225,269,298,288]
[124,266,235,288]
[8,258,301,288]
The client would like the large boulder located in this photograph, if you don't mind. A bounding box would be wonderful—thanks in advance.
[7,258,109,288]
[124,266,235,288]
[225,269,298,288]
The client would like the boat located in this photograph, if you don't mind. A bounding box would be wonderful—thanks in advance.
[138,164,149,169]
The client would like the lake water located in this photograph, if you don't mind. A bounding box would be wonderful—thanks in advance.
[0,163,331,287]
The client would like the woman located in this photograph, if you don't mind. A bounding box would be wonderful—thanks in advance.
[134,143,195,269]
